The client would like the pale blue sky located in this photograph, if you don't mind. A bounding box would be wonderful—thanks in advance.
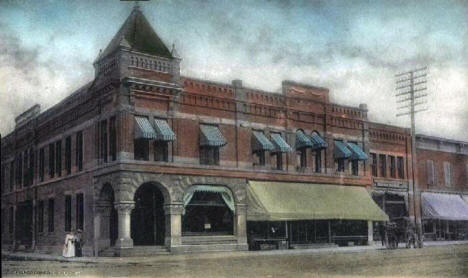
[0,0,467,140]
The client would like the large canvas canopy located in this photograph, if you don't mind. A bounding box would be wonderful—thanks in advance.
[247,181,388,222]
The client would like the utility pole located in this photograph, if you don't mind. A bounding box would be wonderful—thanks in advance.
[395,66,428,248]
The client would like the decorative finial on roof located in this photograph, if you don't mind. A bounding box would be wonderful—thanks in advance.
[171,43,180,58]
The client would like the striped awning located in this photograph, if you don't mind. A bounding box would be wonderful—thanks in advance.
[183,185,235,212]
[200,125,227,147]
[347,142,368,160]
[334,141,352,159]
[271,133,292,153]
[135,116,158,139]
[295,130,313,149]
[310,132,328,150]
[252,131,275,151]
[154,119,176,141]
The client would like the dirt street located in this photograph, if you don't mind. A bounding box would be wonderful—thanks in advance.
[2,245,468,278]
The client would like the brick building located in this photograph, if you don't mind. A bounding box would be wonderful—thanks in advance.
[415,135,468,240]
[1,6,466,256]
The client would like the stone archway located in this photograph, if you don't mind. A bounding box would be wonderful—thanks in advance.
[131,182,166,245]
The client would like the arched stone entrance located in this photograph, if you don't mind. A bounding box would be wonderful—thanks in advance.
[131,183,166,245]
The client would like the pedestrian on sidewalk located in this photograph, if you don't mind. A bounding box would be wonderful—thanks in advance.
[62,232,76,258]
[75,229,83,257]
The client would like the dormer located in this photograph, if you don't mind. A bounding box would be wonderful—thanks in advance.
[93,5,181,86]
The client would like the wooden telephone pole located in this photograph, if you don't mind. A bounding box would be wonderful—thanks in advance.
[395,66,428,247]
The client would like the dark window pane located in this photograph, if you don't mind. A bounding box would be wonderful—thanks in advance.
[39,148,45,182]
[154,141,168,162]
[48,199,54,232]
[379,154,386,177]
[49,143,55,178]
[315,150,321,173]
[397,157,404,179]
[76,131,83,171]
[100,120,108,163]
[56,141,62,177]
[134,139,149,161]
[371,153,377,176]
[65,137,71,175]
[65,195,71,232]
[352,160,359,176]
[110,116,117,161]
[76,193,84,230]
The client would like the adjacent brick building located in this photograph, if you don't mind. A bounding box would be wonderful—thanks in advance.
[1,6,467,256]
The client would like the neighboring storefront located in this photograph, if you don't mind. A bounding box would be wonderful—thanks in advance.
[421,192,468,241]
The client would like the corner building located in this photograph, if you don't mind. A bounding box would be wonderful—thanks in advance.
[2,6,435,256]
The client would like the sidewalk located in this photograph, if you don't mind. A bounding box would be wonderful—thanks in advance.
[2,240,467,264]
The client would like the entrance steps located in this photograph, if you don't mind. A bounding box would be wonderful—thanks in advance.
[177,235,248,253]
[99,246,169,257]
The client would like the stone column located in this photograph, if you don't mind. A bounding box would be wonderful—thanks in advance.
[163,202,183,250]
[114,201,134,249]
[235,204,248,249]
[367,220,374,246]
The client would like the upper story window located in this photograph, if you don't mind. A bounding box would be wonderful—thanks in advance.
[270,132,292,171]
[65,136,71,175]
[76,131,83,171]
[379,154,386,177]
[346,142,367,176]
[23,149,28,186]
[370,153,377,176]
[16,153,23,186]
[9,161,14,191]
[295,130,313,170]
[397,156,404,179]
[426,160,435,185]
[100,119,108,163]
[333,140,351,172]
[55,141,62,177]
[252,130,274,166]
[28,148,34,186]
[49,143,55,178]
[389,156,396,178]
[134,116,152,161]
[153,119,176,162]
[310,131,328,173]
[134,116,176,162]
[109,116,117,161]
[199,124,227,166]
[443,162,452,187]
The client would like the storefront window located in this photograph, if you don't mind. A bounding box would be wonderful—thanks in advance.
[183,191,233,235]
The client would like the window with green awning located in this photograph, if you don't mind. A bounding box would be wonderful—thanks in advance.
[310,132,328,149]
[154,119,176,141]
[252,131,275,151]
[296,130,313,149]
[347,142,368,160]
[134,116,158,139]
[271,133,292,153]
[334,140,352,159]
[200,124,227,147]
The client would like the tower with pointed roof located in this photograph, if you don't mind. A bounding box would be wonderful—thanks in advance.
[93,5,181,86]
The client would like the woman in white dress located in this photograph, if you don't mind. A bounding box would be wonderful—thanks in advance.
[62,232,76,257]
